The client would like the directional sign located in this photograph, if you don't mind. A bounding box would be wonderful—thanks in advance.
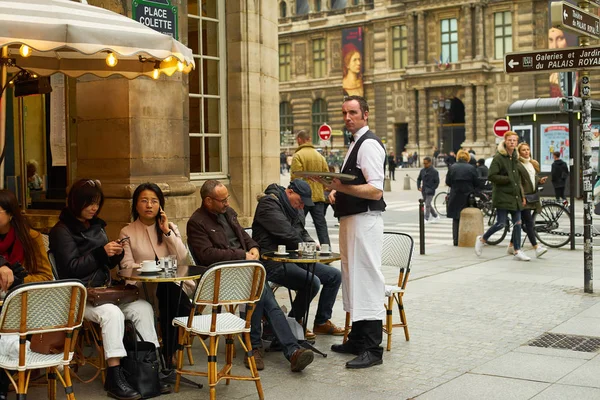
[551,1,600,39]
[504,45,600,74]
[493,119,511,138]
[318,124,332,141]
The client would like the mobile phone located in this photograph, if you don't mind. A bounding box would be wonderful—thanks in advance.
[117,236,130,244]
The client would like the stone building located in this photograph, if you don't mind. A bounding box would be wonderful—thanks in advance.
[2,0,279,234]
[278,0,585,159]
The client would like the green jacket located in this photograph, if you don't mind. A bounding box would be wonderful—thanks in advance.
[488,142,523,211]
[517,158,542,213]
[291,143,329,203]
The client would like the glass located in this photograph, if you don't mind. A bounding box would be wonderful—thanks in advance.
[210,195,230,204]
[168,254,178,273]
[304,242,316,258]
[139,198,159,206]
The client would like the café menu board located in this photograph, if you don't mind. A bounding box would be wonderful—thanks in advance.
[132,0,178,39]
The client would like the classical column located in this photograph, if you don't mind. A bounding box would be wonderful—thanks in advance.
[407,12,416,66]
[476,85,487,142]
[461,4,473,60]
[417,12,426,65]
[408,89,418,147]
[464,85,475,142]
[417,89,429,147]
[475,5,484,60]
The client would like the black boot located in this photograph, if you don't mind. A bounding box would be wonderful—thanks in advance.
[105,366,141,400]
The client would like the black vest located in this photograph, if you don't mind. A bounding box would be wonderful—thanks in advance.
[335,130,386,218]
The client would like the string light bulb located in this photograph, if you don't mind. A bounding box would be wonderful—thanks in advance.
[105,52,118,67]
[177,61,184,72]
[164,56,172,63]
[152,61,161,80]
[19,45,31,57]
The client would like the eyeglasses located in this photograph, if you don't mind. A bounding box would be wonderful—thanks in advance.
[140,198,160,206]
[209,195,230,205]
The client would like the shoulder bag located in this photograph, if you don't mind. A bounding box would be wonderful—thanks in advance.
[86,267,139,307]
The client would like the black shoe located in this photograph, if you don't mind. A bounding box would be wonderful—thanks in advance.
[160,382,172,394]
[330,343,360,355]
[105,366,142,400]
[345,351,383,369]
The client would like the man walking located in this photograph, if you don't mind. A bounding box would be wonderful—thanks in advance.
[417,156,440,223]
[475,131,530,261]
[327,95,386,369]
[291,130,331,246]
[551,151,569,202]
[387,151,397,180]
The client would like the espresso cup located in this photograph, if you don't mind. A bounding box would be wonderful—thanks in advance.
[321,244,330,253]
[141,260,156,271]
[277,245,286,254]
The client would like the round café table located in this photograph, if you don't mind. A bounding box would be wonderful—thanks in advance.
[261,250,341,358]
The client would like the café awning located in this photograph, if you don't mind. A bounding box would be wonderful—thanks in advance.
[0,0,195,79]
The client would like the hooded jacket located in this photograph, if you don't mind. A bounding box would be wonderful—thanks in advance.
[551,158,569,188]
[49,208,124,287]
[488,141,523,210]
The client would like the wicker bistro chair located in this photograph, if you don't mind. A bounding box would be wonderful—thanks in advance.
[172,260,266,400]
[343,232,414,351]
[0,280,87,400]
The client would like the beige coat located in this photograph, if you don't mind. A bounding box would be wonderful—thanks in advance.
[291,142,329,203]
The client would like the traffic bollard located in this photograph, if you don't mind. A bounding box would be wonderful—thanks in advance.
[403,174,411,190]
[419,198,425,255]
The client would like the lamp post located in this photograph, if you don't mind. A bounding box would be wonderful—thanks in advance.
[432,98,452,154]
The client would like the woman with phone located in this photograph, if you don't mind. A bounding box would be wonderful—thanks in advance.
[49,179,163,400]
[119,182,190,367]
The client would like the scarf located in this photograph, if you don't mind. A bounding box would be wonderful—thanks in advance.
[0,226,25,265]
[273,185,300,222]
[519,157,537,190]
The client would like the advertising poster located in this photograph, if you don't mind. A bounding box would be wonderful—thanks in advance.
[547,0,579,97]
[342,27,364,97]
[540,124,569,172]
[512,125,534,158]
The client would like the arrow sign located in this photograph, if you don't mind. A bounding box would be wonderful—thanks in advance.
[508,59,520,68]
[551,1,600,39]
[504,45,600,74]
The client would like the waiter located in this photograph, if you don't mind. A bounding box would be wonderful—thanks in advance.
[327,95,386,369]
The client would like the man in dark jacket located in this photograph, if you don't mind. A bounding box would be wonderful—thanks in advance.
[476,159,489,180]
[388,151,397,180]
[187,180,314,372]
[445,151,456,167]
[417,156,440,222]
[252,179,344,338]
[551,151,569,201]
[475,132,530,261]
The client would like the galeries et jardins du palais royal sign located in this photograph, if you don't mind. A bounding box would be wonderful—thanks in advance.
[132,0,178,40]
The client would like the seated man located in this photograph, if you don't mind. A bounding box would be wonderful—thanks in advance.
[187,179,314,372]
[252,179,343,338]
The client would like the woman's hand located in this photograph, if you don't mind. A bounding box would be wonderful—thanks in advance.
[0,266,14,292]
[540,176,548,184]
[159,207,170,234]
[104,241,124,257]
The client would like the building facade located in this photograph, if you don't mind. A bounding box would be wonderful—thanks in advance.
[278,0,593,160]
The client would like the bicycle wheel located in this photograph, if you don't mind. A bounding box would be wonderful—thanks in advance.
[434,191,448,217]
[534,203,571,248]
[485,212,510,246]
[476,193,493,217]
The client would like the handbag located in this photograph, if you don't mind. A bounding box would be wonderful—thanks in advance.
[86,284,139,307]
[30,331,66,354]
[525,193,540,204]
[122,323,162,399]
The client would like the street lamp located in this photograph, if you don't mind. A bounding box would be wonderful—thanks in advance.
[432,98,452,155]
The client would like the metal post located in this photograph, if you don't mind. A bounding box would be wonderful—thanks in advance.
[579,19,593,292]
[567,72,576,250]
[419,198,425,255]
[0,46,7,190]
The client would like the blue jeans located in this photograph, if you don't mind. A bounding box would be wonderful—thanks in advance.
[267,262,341,326]
[511,209,536,247]
[483,209,522,250]
[304,202,330,245]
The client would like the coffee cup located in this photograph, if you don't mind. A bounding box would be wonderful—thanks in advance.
[277,245,286,254]
[141,260,156,271]
[321,244,330,254]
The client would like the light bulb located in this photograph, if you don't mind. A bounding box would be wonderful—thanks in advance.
[105,53,118,67]
[177,61,184,72]
[19,45,31,57]
[164,56,173,63]
[152,68,160,80]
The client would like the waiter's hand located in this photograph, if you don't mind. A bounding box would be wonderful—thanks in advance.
[328,189,337,205]
[329,178,343,191]
[246,248,260,260]
[0,266,14,292]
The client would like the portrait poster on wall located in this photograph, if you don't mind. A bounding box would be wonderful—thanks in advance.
[512,125,533,158]
[547,0,579,97]
[540,124,569,172]
[341,27,363,97]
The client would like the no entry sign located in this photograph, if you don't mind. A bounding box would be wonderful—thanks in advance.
[318,124,332,141]
[493,119,511,138]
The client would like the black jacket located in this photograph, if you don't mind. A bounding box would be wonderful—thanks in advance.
[417,167,440,196]
[445,161,481,219]
[476,165,489,180]
[49,208,123,287]
[252,184,313,270]
[551,159,569,188]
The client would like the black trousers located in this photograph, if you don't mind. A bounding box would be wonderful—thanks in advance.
[452,218,460,246]
[346,320,383,359]
[157,282,193,365]
[555,186,566,200]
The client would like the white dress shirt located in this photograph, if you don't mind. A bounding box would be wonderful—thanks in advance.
[342,125,386,191]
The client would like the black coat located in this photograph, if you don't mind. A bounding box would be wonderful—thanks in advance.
[445,161,481,219]
[49,208,123,287]
[476,165,489,180]
[417,167,440,196]
[551,159,569,188]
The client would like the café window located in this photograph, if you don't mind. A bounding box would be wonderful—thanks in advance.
[312,38,326,78]
[279,43,291,82]
[311,99,328,143]
[188,0,228,178]
[440,18,458,63]
[494,11,512,59]
[391,25,408,69]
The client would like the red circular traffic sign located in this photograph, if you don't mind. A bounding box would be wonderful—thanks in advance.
[318,124,332,141]
[493,119,511,137]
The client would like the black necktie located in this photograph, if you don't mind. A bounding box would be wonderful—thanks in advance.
[348,134,355,143]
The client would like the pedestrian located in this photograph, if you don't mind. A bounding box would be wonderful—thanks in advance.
[286,152,293,173]
[475,131,530,261]
[412,151,418,167]
[291,129,331,246]
[550,151,569,202]
[507,143,549,258]
[388,151,397,180]
[327,95,386,369]
[445,150,480,246]
[444,151,456,167]
[417,156,440,223]
[401,149,409,168]
[476,158,489,180]
[280,151,287,174]
[433,147,440,167]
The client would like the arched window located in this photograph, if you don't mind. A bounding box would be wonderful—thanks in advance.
[311,99,328,143]
[280,102,294,146]
[280,1,287,18]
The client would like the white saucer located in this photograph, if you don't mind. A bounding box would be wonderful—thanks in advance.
[318,251,331,255]
[274,252,289,256]
[140,268,163,274]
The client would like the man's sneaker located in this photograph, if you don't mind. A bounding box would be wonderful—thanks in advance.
[244,348,264,371]
[428,218,437,224]
[535,246,548,258]
[514,251,531,261]
[474,236,485,257]
[433,216,441,222]
[506,245,515,255]
[313,320,345,336]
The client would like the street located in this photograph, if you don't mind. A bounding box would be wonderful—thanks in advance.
[26,168,600,400]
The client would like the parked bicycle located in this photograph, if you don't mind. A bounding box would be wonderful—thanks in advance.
[434,185,493,218]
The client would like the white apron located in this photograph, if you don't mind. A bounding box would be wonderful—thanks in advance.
[339,211,385,322]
